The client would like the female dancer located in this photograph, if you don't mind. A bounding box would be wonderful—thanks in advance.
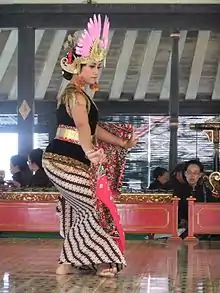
[43,14,137,277]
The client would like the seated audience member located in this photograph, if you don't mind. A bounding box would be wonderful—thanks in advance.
[149,167,171,190]
[0,170,5,186]
[184,160,213,201]
[173,159,215,237]
[9,155,32,188]
[28,148,52,188]
[171,162,185,186]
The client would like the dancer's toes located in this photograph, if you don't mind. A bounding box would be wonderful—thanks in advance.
[96,267,117,278]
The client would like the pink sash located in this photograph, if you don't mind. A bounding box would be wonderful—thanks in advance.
[90,122,133,253]
[96,174,125,253]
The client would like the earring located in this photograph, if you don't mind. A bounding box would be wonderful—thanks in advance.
[74,75,86,90]
[90,82,100,93]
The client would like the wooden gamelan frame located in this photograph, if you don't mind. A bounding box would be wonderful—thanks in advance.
[0,191,180,241]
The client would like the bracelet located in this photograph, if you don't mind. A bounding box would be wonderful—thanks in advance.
[85,149,95,155]
[85,149,95,158]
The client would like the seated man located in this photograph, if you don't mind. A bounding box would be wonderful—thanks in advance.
[148,167,171,190]
[173,159,215,238]
[28,149,52,188]
[9,155,32,188]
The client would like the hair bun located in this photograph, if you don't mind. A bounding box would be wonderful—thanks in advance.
[63,31,81,52]
[62,70,73,81]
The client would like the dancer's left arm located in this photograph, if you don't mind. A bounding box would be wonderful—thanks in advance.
[95,125,137,149]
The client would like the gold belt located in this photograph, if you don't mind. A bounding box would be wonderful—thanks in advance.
[55,125,94,145]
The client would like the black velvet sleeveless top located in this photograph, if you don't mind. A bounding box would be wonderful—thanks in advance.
[45,84,99,166]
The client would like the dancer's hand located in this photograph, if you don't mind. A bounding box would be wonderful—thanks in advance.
[97,148,106,163]
[122,133,138,149]
[86,148,106,165]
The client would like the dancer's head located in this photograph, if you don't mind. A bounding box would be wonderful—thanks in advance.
[61,14,110,88]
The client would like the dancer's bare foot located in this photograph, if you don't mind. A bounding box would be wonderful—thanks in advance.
[56,264,75,275]
[96,267,117,278]
[79,265,95,274]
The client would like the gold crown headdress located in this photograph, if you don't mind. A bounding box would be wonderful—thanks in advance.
[60,14,110,75]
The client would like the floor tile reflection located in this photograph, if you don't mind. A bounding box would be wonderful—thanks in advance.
[1,239,220,292]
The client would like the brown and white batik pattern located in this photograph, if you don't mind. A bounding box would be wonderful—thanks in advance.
[56,196,75,239]
[43,153,126,268]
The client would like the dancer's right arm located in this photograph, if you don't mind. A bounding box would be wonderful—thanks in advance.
[67,92,105,164]
[68,93,94,155]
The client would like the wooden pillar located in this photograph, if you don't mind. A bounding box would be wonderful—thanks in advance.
[168,196,181,241]
[17,27,35,157]
[169,31,180,173]
[213,141,220,171]
[184,197,198,242]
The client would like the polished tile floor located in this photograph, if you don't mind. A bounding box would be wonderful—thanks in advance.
[1,239,220,292]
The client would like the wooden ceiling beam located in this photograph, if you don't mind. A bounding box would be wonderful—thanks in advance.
[0,98,219,116]
[0,4,219,30]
